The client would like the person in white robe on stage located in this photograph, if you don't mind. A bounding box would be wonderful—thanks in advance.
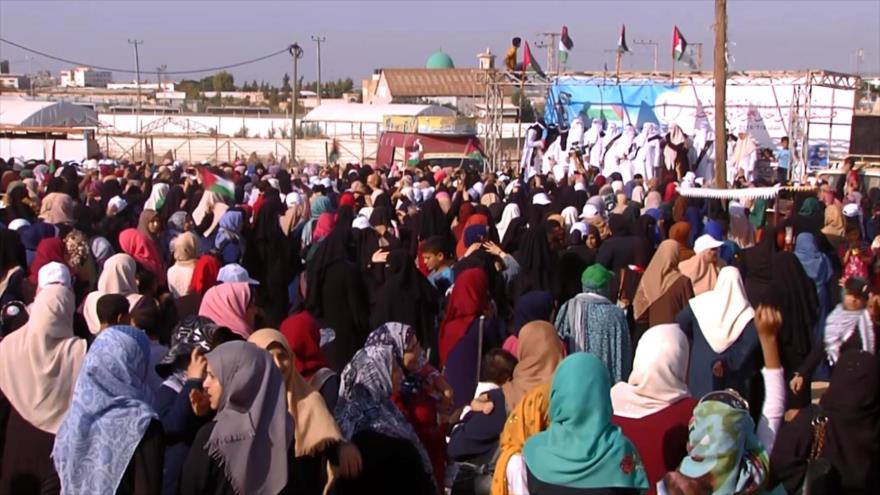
[605,124,638,182]
[583,119,605,169]
[600,122,621,171]
[520,124,544,177]
[692,122,716,185]
[728,125,758,184]
[633,122,661,182]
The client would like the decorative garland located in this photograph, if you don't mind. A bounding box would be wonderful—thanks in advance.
[678,185,816,200]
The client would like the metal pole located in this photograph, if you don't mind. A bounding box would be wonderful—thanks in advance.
[714,0,728,188]
[311,36,326,105]
[288,43,303,168]
[634,40,659,72]
[128,39,144,160]
[693,43,704,71]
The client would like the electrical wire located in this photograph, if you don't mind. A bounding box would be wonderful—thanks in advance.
[0,38,290,75]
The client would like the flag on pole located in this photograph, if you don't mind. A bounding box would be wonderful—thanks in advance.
[328,139,339,164]
[618,25,630,53]
[522,41,546,78]
[558,26,574,65]
[672,26,697,69]
[199,167,235,200]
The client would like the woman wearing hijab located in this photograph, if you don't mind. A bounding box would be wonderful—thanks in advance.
[281,311,340,411]
[497,203,521,245]
[249,329,361,495]
[770,349,880,494]
[0,228,27,305]
[512,221,563,301]
[0,285,85,493]
[304,206,370,372]
[661,391,771,495]
[455,212,489,259]
[143,183,169,212]
[250,191,295,327]
[179,341,294,495]
[369,249,438,350]
[739,226,779,307]
[52,325,163,495]
[137,209,163,244]
[301,195,332,252]
[198,282,254,339]
[38,192,76,226]
[191,189,229,238]
[794,232,833,319]
[634,239,694,330]
[167,231,198,299]
[502,290,555,356]
[332,345,435,495]
[678,234,723,296]
[28,236,66,288]
[523,352,649,494]
[556,264,632,382]
[189,254,221,296]
[82,253,143,334]
[668,221,695,261]
[676,266,760,398]
[821,203,846,248]
[3,181,37,224]
[440,268,502,409]
[611,324,696,493]
[491,383,552,495]
[119,227,167,285]
[213,209,246,265]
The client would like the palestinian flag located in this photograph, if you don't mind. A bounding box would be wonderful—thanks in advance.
[673,26,688,60]
[618,25,630,53]
[558,26,573,65]
[328,139,339,164]
[522,41,546,78]
[406,139,423,167]
[200,167,235,200]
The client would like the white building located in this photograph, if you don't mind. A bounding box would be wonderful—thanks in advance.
[60,67,112,88]
[108,81,175,91]
[0,74,30,90]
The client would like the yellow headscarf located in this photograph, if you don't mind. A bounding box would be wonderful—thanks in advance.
[491,383,551,495]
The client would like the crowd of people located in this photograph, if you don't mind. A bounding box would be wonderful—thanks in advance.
[0,150,876,495]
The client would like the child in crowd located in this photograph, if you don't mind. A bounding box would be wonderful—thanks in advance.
[461,349,518,419]
[422,235,455,295]
[96,293,131,332]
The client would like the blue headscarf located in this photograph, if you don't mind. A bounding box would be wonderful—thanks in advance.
[463,224,489,249]
[685,206,704,246]
[52,325,157,495]
[512,290,555,335]
[705,220,725,242]
[214,210,244,249]
[794,232,831,283]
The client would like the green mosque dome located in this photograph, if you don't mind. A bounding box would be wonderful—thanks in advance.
[425,51,455,69]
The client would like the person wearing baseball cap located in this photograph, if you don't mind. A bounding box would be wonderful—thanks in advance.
[679,234,725,296]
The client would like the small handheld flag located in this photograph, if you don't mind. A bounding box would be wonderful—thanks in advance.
[618,25,630,53]
[559,26,574,65]
[522,41,546,78]
[199,167,235,200]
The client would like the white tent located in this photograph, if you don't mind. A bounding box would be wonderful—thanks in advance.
[0,96,99,127]
[303,103,455,124]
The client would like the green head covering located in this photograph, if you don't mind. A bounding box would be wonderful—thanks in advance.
[678,399,770,494]
[310,196,332,221]
[523,353,648,490]
[19,169,34,179]
[748,198,767,230]
[799,197,820,216]
[581,264,613,291]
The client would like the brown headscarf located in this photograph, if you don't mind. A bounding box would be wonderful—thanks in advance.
[501,321,563,411]
[280,204,305,236]
[678,249,719,295]
[821,204,846,239]
[669,222,695,261]
[137,209,160,239]
[39,192,75,225]
[247,329,343,457]
[633,240,683,319]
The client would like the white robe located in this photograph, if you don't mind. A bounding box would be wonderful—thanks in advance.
[692,126,716,185]
[633,123,660,182]
[605,125,637,182]
[583,120,605,168]
[520,128,543,176]
[727,134,757,184]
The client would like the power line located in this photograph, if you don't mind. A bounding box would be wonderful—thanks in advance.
[0,38,290,75]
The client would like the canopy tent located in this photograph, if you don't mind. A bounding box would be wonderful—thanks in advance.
[0,97,99,127]
[303,103,455,124]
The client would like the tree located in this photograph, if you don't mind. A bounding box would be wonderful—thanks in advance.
[281,73,291,98]
[212,71,235,92]
[177,79,202,100]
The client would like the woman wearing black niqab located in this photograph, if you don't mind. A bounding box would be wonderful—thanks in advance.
[511,220,561,301]
[369,249,439,348]
[250,189,293,327]
[739,226,778,307]
[304,205,370,371]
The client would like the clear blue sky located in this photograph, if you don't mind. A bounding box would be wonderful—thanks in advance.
[1,0,878,86]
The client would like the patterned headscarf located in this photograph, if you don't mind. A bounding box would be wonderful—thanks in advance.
[334,345,434,481]
[364,322,416,365]
[52,325,157,495]
[675,399,769,494]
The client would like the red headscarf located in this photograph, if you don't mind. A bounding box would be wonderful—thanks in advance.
[29,237,65,284]
[455,213,489,258]
[452,202,476,240]
[664,182,678,203]
[189,255,220,295]
[593,175,607,188]
[119,228,166,285]
[312,212,336,243]
[439,268,489,365]
[339,191,357,209]
[280,311,329,380]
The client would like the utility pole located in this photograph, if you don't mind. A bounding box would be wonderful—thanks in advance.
[633,40,659,72]
[854,48,864,75]
[714,0,727,188]
[536,32,560,73]
[288,43,304,168]
[311,36,326,105]
[128,39,144,160]
[156,64,167,89]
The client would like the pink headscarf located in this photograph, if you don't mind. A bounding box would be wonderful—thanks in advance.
[198,282,253,338]
[118,228,166,285]
[312,212,336,243]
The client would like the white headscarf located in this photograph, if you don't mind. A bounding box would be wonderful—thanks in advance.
[497,203,521,242]
[610,324,690,419]
[560,206,579,230]
[690,266,755,353]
